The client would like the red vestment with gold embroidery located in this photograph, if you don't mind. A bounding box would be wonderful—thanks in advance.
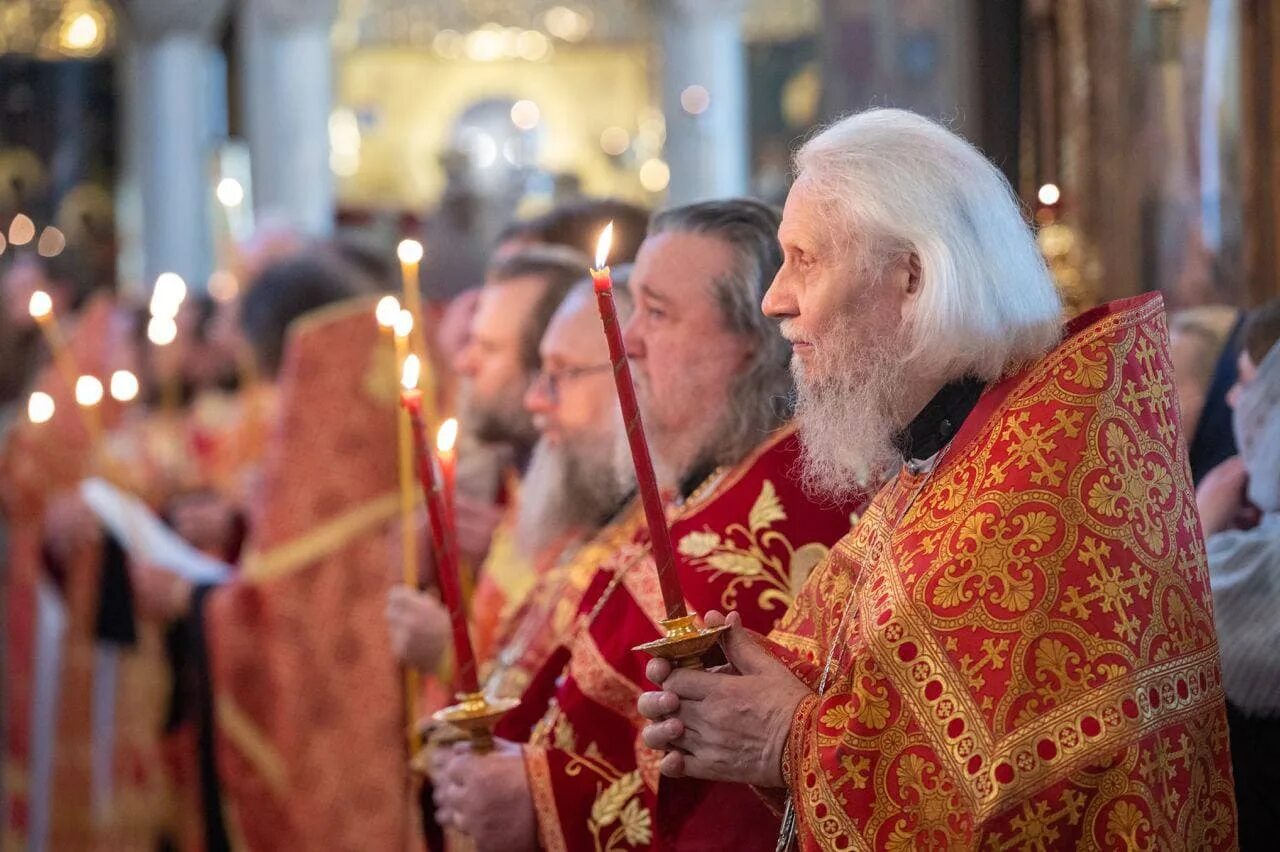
[771,294,1238,849]
[504,429,868,851]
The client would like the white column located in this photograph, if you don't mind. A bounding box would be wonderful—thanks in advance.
[239,0,337,237]
[658,0,749,206]
[120,0,230,290]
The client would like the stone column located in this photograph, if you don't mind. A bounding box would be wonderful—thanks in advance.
[657,0,749,206]
[238,0,337,237]
[118,0,230,290]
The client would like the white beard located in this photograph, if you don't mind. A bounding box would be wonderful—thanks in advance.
[788,320,904,498]
[515,419,632,558]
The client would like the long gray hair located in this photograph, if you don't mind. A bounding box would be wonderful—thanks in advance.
[648,199,793,463]
[795,108,1063,380]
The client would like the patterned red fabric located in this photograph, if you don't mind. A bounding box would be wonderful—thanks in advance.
[200,298,420,851]
[771,294,1238,849]
[510,430,868,851]
[0,295,145,850]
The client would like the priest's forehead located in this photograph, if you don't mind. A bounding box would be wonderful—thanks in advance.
[779,178,840,255]
[631,230,738,310]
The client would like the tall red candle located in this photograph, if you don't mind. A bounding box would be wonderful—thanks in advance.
[400,356,480,693]
[590,223,687,620]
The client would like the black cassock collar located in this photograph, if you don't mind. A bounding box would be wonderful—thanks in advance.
[892,377,987,463]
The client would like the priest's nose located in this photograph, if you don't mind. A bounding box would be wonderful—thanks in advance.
[622,312,646,359]
[762,270,798,319]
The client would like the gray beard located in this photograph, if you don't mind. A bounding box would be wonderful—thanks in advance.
[515,430,633,558]
[790,326,904,498]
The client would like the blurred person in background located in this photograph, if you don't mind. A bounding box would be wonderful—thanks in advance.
[389,245,583,695]
[1198,298,1280,537]
[1172,303,1239,478]
[1203,338,1280,850]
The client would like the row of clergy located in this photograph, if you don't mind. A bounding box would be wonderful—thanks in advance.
[7,106,1239,851]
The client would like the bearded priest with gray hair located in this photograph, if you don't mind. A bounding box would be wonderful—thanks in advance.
[638,109,1238,850]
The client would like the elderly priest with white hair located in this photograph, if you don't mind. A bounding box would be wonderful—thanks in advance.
[638,109,1238,850]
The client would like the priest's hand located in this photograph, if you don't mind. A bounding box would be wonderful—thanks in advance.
[454,494,505,564]
[1196,454,1250,536]
[637,611,810,787]
[129,562,194,622]
[385,586,449,670]
[430,738,538,852]
[169,491,240,560]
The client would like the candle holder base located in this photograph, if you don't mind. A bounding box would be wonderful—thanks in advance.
[431,691,520,753]
[633,614,729,669]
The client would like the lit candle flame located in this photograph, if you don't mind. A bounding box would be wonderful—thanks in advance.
[28,290,52,320]
[375,295,402,329]
[397,239,424,265]
[594,221,614,269]
[75,375,104,407]
[401,353,421,391]
[1037,183,1061,206]
[110,370,140,402]
[27,391,55,424]
[147,315,178,346]
[393,309,414,339]
[437,417,458,454]
[150,273,188,318]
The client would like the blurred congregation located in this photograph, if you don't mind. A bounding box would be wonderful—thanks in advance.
[3,1,1280,851]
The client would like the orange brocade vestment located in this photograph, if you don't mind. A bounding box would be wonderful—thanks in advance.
[193,298,419,851]
[770,294,1238,849]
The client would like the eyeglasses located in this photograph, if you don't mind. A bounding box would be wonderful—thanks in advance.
[533,363,613,400]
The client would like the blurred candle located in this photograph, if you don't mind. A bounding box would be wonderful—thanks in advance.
[401,355,479,693]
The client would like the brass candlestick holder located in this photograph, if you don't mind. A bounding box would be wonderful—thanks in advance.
[411,691,521,775]
[633,614,729,669]
[434,691,520,751]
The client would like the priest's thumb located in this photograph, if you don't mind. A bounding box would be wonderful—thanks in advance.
[720,612,773,676]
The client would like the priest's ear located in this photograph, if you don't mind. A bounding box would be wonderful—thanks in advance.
[889,251,923,319]
[904,252,923,295]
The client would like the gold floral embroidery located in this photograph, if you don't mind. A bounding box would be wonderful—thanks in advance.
[587,771,649,852]
[559,745,653,852]
[1086,423,1175,553]
[1103,800,1151,851]
[932,510,1056,613]
[678,479,829,612]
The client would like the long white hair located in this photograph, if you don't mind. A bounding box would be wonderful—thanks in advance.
[795,108,1063,381]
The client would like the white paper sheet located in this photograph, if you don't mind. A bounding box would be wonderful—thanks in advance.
[79,478,232,585]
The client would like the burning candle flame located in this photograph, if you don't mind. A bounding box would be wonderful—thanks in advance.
[594,221,614,269]
[375,295,401,329]
[401,353,421,391]
[75,375,104,407]
[27,391,55,423]
[436,417,458,454]
[110,370,140,402]
[393,309,414,339]
[150,273,188,318]
[397,239,424,265]
[28,290,52,320]
[147,315,178,346]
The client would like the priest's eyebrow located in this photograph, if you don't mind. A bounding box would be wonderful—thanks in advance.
[638,283,673,306]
